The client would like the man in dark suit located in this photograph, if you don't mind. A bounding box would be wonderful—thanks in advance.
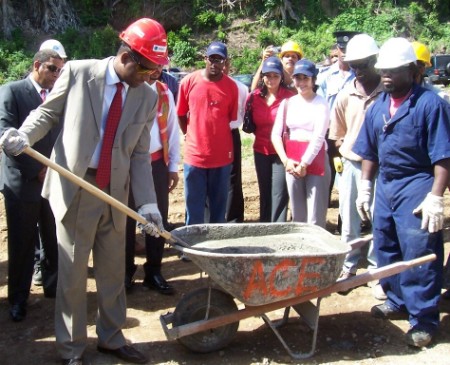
[0,18,167,365]
[0,49,64,321]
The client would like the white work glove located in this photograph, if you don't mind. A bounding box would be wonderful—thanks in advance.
[0,128,29,156]
[137,203,164,237]
[412,193,444,233]
[356,180,372,222]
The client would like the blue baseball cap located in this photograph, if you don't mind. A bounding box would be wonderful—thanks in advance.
[206,41,228,58]
[262,56,283,75]
[292,59,318,77]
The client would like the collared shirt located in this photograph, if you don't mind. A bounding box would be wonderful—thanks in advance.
[353,84,450,181]
[230,79,249,129]
[29,75,47,99]
[89,58,129,168]
[148,82,180,172]
[317,62,355,113]
[422,79,450,103]
[329,79,384,161]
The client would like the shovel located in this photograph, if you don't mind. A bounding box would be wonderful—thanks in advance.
[22,146,192,248]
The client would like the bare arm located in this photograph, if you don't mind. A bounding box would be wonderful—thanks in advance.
[250,47,275,91]
[178,115,188,135]
[431,158,450,195]
[360,159,379,182]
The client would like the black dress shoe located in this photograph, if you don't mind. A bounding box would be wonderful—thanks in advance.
[10,303,26,322]
[61,358,83,365]
[97,345,148,364]
[143,273,174,295]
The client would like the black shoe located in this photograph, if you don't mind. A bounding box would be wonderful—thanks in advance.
[442,290,450,300]
[143,273,174,295]
[62,358,83,365]
[405,327,433,347]
[10,303,26,322]
[97,345,148,364]
[371,302,408,320]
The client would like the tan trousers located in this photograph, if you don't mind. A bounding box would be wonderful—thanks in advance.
[54,173,127,359]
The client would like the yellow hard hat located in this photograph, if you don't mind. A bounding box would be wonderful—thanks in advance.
[279,40,303,59]
[411,41,432,67]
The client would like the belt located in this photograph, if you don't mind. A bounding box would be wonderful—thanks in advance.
[150,149,163,162]
[85,168,97,176]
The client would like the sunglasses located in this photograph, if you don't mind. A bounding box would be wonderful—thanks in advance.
[43,63,62,73]
[349,61,370,70]
[128,52,160,75]
[206,56,225,64]
[377,66,410,75]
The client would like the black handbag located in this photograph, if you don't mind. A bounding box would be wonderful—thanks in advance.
[242,92,256,134]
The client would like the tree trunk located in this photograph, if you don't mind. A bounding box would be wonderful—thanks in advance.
[2,0,15,39]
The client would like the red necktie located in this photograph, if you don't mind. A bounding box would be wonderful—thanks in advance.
[40,89,47,102]
[96,82,123,189]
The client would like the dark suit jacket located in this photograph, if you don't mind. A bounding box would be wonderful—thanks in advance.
[0,77,60,202]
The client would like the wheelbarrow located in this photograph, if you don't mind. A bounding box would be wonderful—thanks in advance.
[160,223,436,359]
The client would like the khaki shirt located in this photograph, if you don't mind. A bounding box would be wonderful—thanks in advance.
[329,79,384,161]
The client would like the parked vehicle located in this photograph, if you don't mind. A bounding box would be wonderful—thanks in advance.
[425,54,450,86]
[231,74,253,91]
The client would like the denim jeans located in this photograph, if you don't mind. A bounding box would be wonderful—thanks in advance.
[184,163,232,225]
[339,158,376,273]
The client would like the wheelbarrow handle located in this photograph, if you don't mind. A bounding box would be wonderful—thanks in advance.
[23,147,190,247]
[347,235,373,250]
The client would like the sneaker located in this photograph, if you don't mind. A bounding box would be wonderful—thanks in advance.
[337,271,356,295]
[372,282,387,301]
[371,302,407,320]
[405,328,432,347]
[32,266,43,286]
[180,253,191,262]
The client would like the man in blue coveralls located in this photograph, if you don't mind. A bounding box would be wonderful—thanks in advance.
[353,37,450,348]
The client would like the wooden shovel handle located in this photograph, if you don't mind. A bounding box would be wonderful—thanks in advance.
[23,146,173,241]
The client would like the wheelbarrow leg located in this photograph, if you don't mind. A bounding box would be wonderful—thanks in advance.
[261,298,322,359]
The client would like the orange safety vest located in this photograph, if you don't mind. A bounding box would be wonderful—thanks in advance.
[155,81,170,165]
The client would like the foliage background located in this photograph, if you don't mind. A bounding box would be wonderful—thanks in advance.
[0,0,449,81]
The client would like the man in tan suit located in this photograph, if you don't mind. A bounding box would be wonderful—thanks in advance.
[0,18,168,365]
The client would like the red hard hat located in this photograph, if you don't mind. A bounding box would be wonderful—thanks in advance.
[119,18,169,65]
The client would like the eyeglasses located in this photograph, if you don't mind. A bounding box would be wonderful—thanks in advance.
[349,61,370,70]
[206,56,225,64]
[128,52,160,75]
[377,66,410,75]
[43,63,62,73]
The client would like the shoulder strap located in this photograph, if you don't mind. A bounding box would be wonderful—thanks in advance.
[282,98,289,135]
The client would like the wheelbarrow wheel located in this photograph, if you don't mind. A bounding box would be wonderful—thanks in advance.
[173,287,239,353]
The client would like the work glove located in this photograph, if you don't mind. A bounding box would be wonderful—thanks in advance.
[0,128,29,156]
[137,203,164,237]
[412,193,444,233]
[356,180,372,222]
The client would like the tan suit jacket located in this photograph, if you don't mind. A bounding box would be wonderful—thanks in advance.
[20,57,157,230]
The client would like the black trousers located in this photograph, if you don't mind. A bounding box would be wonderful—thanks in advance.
[226,128,244,222]
[125,157,170,278]
[4,192,58,304]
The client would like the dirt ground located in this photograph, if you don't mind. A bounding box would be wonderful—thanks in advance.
[0,140,449,365]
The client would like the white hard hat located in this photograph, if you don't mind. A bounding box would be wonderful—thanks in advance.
[344,34,379,62]
[374,37,416,69]
[39,39,67,59]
